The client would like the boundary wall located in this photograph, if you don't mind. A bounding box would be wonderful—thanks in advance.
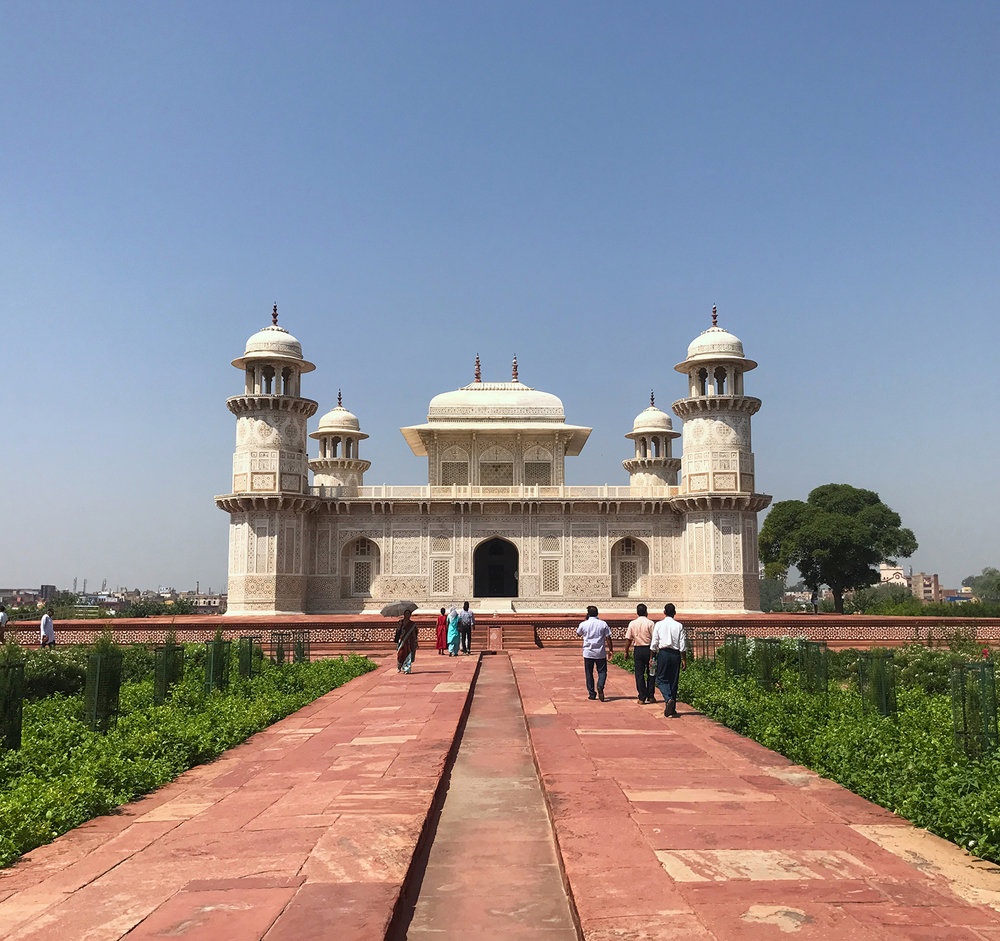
[7,613,1000,654]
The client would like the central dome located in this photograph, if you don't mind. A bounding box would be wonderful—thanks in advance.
[427,381,565,422]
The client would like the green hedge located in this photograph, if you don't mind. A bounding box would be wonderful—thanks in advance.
[612,650,1000,864]
[0,650,376,868]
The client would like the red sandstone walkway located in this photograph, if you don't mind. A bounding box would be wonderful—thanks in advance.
[2,649,1000,940]
[0,655,477,940]
[513,649,1000,939]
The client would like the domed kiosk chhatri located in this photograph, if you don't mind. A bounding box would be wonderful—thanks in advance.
[216,306,772,615]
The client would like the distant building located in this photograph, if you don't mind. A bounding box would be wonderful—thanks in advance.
[879,564,942,603]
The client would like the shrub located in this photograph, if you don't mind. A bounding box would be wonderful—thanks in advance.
[0,653,376,867]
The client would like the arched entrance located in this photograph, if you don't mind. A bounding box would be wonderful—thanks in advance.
[473,538,519,597]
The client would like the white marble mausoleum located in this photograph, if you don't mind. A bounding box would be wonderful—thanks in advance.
[216,307,771,615]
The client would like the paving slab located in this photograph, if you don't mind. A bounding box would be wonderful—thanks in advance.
[0,656,476,940]
[510,648,1000,940]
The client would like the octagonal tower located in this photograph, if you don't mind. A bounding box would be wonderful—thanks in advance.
[672,307,771,610]
[216,306,319,615]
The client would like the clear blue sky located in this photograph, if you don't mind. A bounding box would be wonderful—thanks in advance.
[2,2,997,592]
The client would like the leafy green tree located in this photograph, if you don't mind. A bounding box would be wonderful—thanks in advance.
[760,483,917,613]
[758,576,786,612]
[962,567,1000,603]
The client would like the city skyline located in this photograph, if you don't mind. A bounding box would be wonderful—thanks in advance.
[2,3,997,591]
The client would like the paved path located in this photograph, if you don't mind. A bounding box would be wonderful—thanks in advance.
[0,654,478,940]
[1,649,1000,940]
[406,654,578,938]
[514,649,1000,939]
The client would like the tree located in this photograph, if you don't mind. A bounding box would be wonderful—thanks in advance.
[962,567,1000,603]
[759,483,917,613]
[758,576,786,612]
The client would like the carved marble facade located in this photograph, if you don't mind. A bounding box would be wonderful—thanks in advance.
[217,310,771,614]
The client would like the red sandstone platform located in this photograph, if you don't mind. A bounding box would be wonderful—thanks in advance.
[1,649,1000,939]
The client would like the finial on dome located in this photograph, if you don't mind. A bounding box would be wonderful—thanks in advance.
[474,354,482,383]
[512,354,519,382]
[272,303,278,326]
[650,390,655,407]
[338,389,342,408]
[711,305,718,328]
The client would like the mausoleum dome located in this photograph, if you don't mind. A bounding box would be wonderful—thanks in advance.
[427,381,566,422]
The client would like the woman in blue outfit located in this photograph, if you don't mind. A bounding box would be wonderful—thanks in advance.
[446,605,461,656]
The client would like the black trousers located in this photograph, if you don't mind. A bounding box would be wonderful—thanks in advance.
[459,627,472,653]
[654,648,682,702]
[632,646,656,701]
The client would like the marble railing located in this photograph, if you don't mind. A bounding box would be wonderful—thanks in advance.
[308,484,678,499]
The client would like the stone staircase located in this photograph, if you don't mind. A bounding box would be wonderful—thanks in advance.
[500,621,540,649]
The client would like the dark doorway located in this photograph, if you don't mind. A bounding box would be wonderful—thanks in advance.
[473,538,519,597]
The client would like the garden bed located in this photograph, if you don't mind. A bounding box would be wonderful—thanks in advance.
[0,644,376,867]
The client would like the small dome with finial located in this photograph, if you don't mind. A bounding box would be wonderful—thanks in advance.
[675,305,756,372]
[630,391,675,435]
[233,304,316,372]
[314,390,367,437]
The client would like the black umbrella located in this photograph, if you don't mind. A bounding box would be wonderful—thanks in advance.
[380,600,419,618]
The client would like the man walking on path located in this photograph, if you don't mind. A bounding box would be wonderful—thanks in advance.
[650,603,685,717]
[623,603,657,704]
[40,608,56,648]
[458,601,475,654]
[576,605,613,701]
[0,605,7,644]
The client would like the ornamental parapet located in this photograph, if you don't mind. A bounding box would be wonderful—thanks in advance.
[226,395,319,418]
[308,458,371,473]
[622,457,682,474]
[670,395,761,419]
[214,493,321,513]
[670,493,772,513]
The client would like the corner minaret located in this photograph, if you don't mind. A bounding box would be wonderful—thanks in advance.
[672,307,771,610]
[309,392,371,496]
[215,306,319,615]
[623,391,681,488]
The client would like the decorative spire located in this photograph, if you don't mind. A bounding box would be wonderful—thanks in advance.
[338,389,343,408]
[512,354,519,382]
[650,390,655,407]
[474,354,482,383]
[272,303,278,326]
[711,304,718,327]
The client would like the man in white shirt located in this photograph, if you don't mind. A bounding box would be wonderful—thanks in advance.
[458,601,475,655]
[576,605,614,701]
[650,603,686,718]
[0,605,7,643]
[623,603,657,705]
[40,608,56,648]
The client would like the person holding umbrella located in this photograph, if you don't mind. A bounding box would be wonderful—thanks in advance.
[381,601,419,674]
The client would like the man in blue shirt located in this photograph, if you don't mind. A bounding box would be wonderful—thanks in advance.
[576,605,614,701]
